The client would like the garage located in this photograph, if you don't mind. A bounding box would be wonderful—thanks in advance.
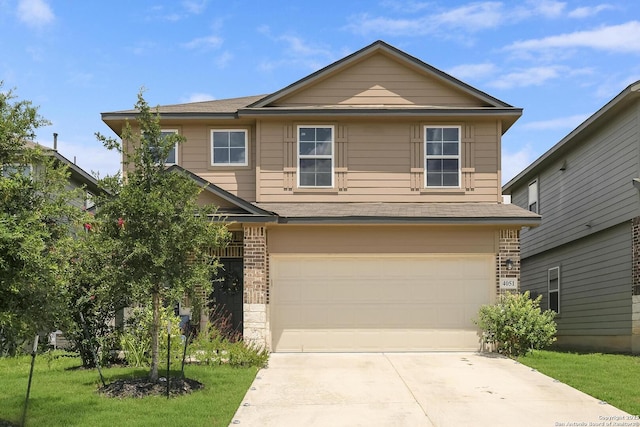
[270,254,495,352]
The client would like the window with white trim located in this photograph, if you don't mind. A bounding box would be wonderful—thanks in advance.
[425,126,460,187]
[528,179,538,213]
[211,130,248,166]
[298,126,333,187]
[548,266,560,313]
[148,129,179,165]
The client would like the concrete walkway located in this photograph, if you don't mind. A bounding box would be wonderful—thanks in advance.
[230,353,633,427]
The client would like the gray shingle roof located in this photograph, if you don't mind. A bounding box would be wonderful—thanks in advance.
[109,94,268,115]
[253,202,540,225]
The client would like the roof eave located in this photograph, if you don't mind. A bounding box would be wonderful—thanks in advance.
[503,80,640,194]
[276,216,541,226]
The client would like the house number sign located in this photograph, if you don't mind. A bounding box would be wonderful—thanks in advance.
[499,278,518,290]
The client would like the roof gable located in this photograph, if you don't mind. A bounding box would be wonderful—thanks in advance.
[164,165,276,222]
[249,40,512,109]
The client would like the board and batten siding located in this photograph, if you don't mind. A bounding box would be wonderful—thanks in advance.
[275,53,487,108]
[521,222,632,340]
[257,119,500,203]
[513,103,640,258]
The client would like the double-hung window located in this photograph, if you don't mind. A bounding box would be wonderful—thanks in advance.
[298,126,333,187]
[528,179,539,213]
[425,126,460,187]
[211,130,248,166]
[548,266,560,313]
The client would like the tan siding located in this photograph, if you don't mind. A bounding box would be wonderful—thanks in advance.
[276,53,486,107]
[174,122,257,201]
[268,225,498,254]
[257,118,500,202]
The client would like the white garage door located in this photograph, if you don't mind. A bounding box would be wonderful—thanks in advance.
[270,255,495,352]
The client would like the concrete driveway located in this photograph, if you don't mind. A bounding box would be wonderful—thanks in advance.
[230,353,633,427]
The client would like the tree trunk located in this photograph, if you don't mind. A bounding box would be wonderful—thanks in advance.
[150,291,160,381]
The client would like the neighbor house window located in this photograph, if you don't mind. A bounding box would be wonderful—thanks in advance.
[425,126,460,187]
[528,179,538,213]
[298,126,333,187]
[548,266,560,313]
[2,163,32,178]
[211,130,248,166]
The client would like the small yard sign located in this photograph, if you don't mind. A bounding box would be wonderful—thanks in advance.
[500,278,518,290]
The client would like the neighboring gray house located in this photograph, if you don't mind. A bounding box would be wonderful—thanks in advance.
[503,81,640,354]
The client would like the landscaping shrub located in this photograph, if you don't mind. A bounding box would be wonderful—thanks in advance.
[475,291,557,358]
[119,306,183,369]
[189,323,268,368]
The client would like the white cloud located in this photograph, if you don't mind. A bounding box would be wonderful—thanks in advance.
[182,35,223,50]
[488,66,567,89]
[521,114,590,130]
[347,2,505,36]
[527,0,566,18]
[182,0,208,14]
[347,1,571,37]
[259,30,336,71]
[502,144,535,184]
[17,0,54,28]
[215,51,233,68]
[183,93,215,103]
[568,4,614,18]
[506,21,640,54]
[447,63,497,80]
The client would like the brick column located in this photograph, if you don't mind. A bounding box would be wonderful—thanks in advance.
[632,218,640,354]
[243,225,269,350]
[496,229,520,297]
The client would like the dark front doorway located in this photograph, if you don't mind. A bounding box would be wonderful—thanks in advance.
[210,258,244,335]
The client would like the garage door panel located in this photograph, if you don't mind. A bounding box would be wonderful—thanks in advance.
[271,255,494,352]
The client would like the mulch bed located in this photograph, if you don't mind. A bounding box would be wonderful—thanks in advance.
[99,376,204,398]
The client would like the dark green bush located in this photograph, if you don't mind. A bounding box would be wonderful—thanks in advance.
[475,291,557,358]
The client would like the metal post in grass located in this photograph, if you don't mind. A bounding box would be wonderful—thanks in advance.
[79,312,106,387]
[180,324,190,378]
[21,334,39,427]
[166,319,171,399]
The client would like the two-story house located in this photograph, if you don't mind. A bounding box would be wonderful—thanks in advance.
[503,81,640,355]
[102,40,539,352]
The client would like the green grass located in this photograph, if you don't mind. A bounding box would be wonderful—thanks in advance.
[0,352,258,426]
[519,350,640,416]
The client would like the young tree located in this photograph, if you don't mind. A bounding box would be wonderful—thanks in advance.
[95,91,229,381]
[0,83,86,354]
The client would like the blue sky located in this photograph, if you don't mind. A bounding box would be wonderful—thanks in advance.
[2,0,640,183]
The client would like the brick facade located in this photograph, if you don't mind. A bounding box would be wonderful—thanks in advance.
[496,229,520,296]
[242,225,269,349]
[632,218,640,353]
[633,217,640,296]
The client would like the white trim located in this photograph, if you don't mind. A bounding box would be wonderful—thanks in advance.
[528,178,539,213]
[160,129,179,166]
[210,129,249,167]
[297,125,334,188]
[424,125,461,188]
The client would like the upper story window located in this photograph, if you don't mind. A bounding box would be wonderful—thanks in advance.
[548,266,560,313]
[148,129,179,165]
[528,179,539,213]
[211,130,248,166]
[298,126,333,188]
[2,163,32,178]
[425,126,460,188]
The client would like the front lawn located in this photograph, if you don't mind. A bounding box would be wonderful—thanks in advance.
[0,352,257,427]
[519,350,640,416]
